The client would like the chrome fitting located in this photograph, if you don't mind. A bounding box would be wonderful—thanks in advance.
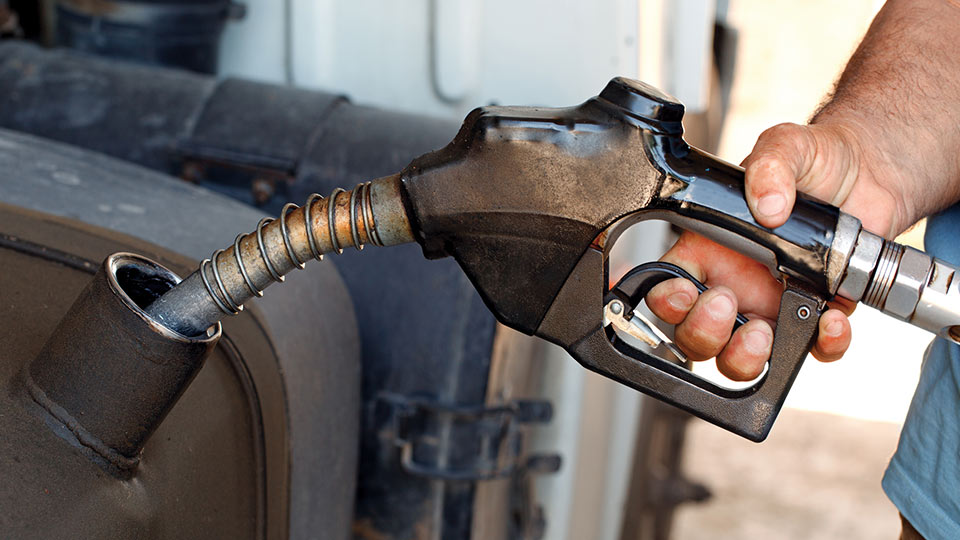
[912,258,960,342]
[882,246,933,321]
[843,231,960,344]
[826,212,862,295]
[836,228,883,302]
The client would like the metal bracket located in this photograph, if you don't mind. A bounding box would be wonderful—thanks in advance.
[376,393,561,481]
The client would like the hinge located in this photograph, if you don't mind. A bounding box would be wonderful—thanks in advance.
[375,393,561,481]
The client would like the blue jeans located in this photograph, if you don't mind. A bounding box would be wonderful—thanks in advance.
[882,205,960,540]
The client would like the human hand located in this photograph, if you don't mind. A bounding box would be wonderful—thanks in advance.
[646,122,908,380]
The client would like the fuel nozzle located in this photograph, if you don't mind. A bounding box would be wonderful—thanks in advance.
[837,227,960,343]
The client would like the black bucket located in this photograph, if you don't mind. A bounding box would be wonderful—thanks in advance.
[55,0,245,74]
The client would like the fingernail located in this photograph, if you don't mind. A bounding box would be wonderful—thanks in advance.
[668,291,694,311]
[756,193,786,218]
[744,329,772,354]
[706,294,735,319]
[824,319,844,337]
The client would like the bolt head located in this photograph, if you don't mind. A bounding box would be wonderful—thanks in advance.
[884,247,932,320]
[611,301,623,315]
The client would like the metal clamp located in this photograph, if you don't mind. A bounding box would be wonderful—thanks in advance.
[376,393,561,481]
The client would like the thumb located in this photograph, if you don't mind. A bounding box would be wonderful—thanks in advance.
[741,123,860,228]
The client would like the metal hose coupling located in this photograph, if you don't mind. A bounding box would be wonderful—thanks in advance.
[145,174,414,337]
[836,226,960,343]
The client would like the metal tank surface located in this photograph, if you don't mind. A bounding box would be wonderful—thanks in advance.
[0,129,361,539]
[0,42,556,539]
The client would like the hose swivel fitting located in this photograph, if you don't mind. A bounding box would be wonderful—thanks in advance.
[837,227,960,343]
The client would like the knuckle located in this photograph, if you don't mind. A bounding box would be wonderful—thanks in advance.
[647,286,682,323]
[646,281,671,302]
[739,322,773,355]
[760,122,803,141]
[716,329,769,381]
[746,154,790,182]
[679,323,727,358]
[701,288,737,321]
[675,290,737,355]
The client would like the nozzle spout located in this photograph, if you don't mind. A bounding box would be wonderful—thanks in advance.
[145,174,414,337]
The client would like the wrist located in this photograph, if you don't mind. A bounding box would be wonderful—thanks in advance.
[810,49,960,231]
[809,111,923,237]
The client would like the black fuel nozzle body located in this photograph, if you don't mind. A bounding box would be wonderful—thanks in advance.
[400,77,847,441]
[402,78,840,335]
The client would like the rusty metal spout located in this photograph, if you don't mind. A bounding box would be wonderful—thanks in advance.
[145,173,414,337]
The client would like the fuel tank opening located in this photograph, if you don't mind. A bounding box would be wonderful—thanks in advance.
[115,260,175,310]
[28,253,221,470]
[112,253,216,338]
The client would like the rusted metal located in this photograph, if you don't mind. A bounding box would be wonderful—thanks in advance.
[146,173,414,337]
[0,4,22,37]
[27,252,221,468]
[180,160,207,184]
[618,401,710,540]
[252,177,277,205]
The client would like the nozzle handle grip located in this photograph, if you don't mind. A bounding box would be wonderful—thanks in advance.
[643,143,841,294]
[536,249,824,442]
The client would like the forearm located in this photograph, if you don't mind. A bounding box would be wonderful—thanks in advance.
[813,0,960,230]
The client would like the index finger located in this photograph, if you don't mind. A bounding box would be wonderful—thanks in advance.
[658,230,784,319]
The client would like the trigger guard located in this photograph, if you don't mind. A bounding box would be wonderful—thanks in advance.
[606,261,749,329]
[535,247,826,440]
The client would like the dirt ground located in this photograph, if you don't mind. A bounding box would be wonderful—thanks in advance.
[673,409,903,539]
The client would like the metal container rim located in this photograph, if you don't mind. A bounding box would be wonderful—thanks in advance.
[106,252,222,343]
